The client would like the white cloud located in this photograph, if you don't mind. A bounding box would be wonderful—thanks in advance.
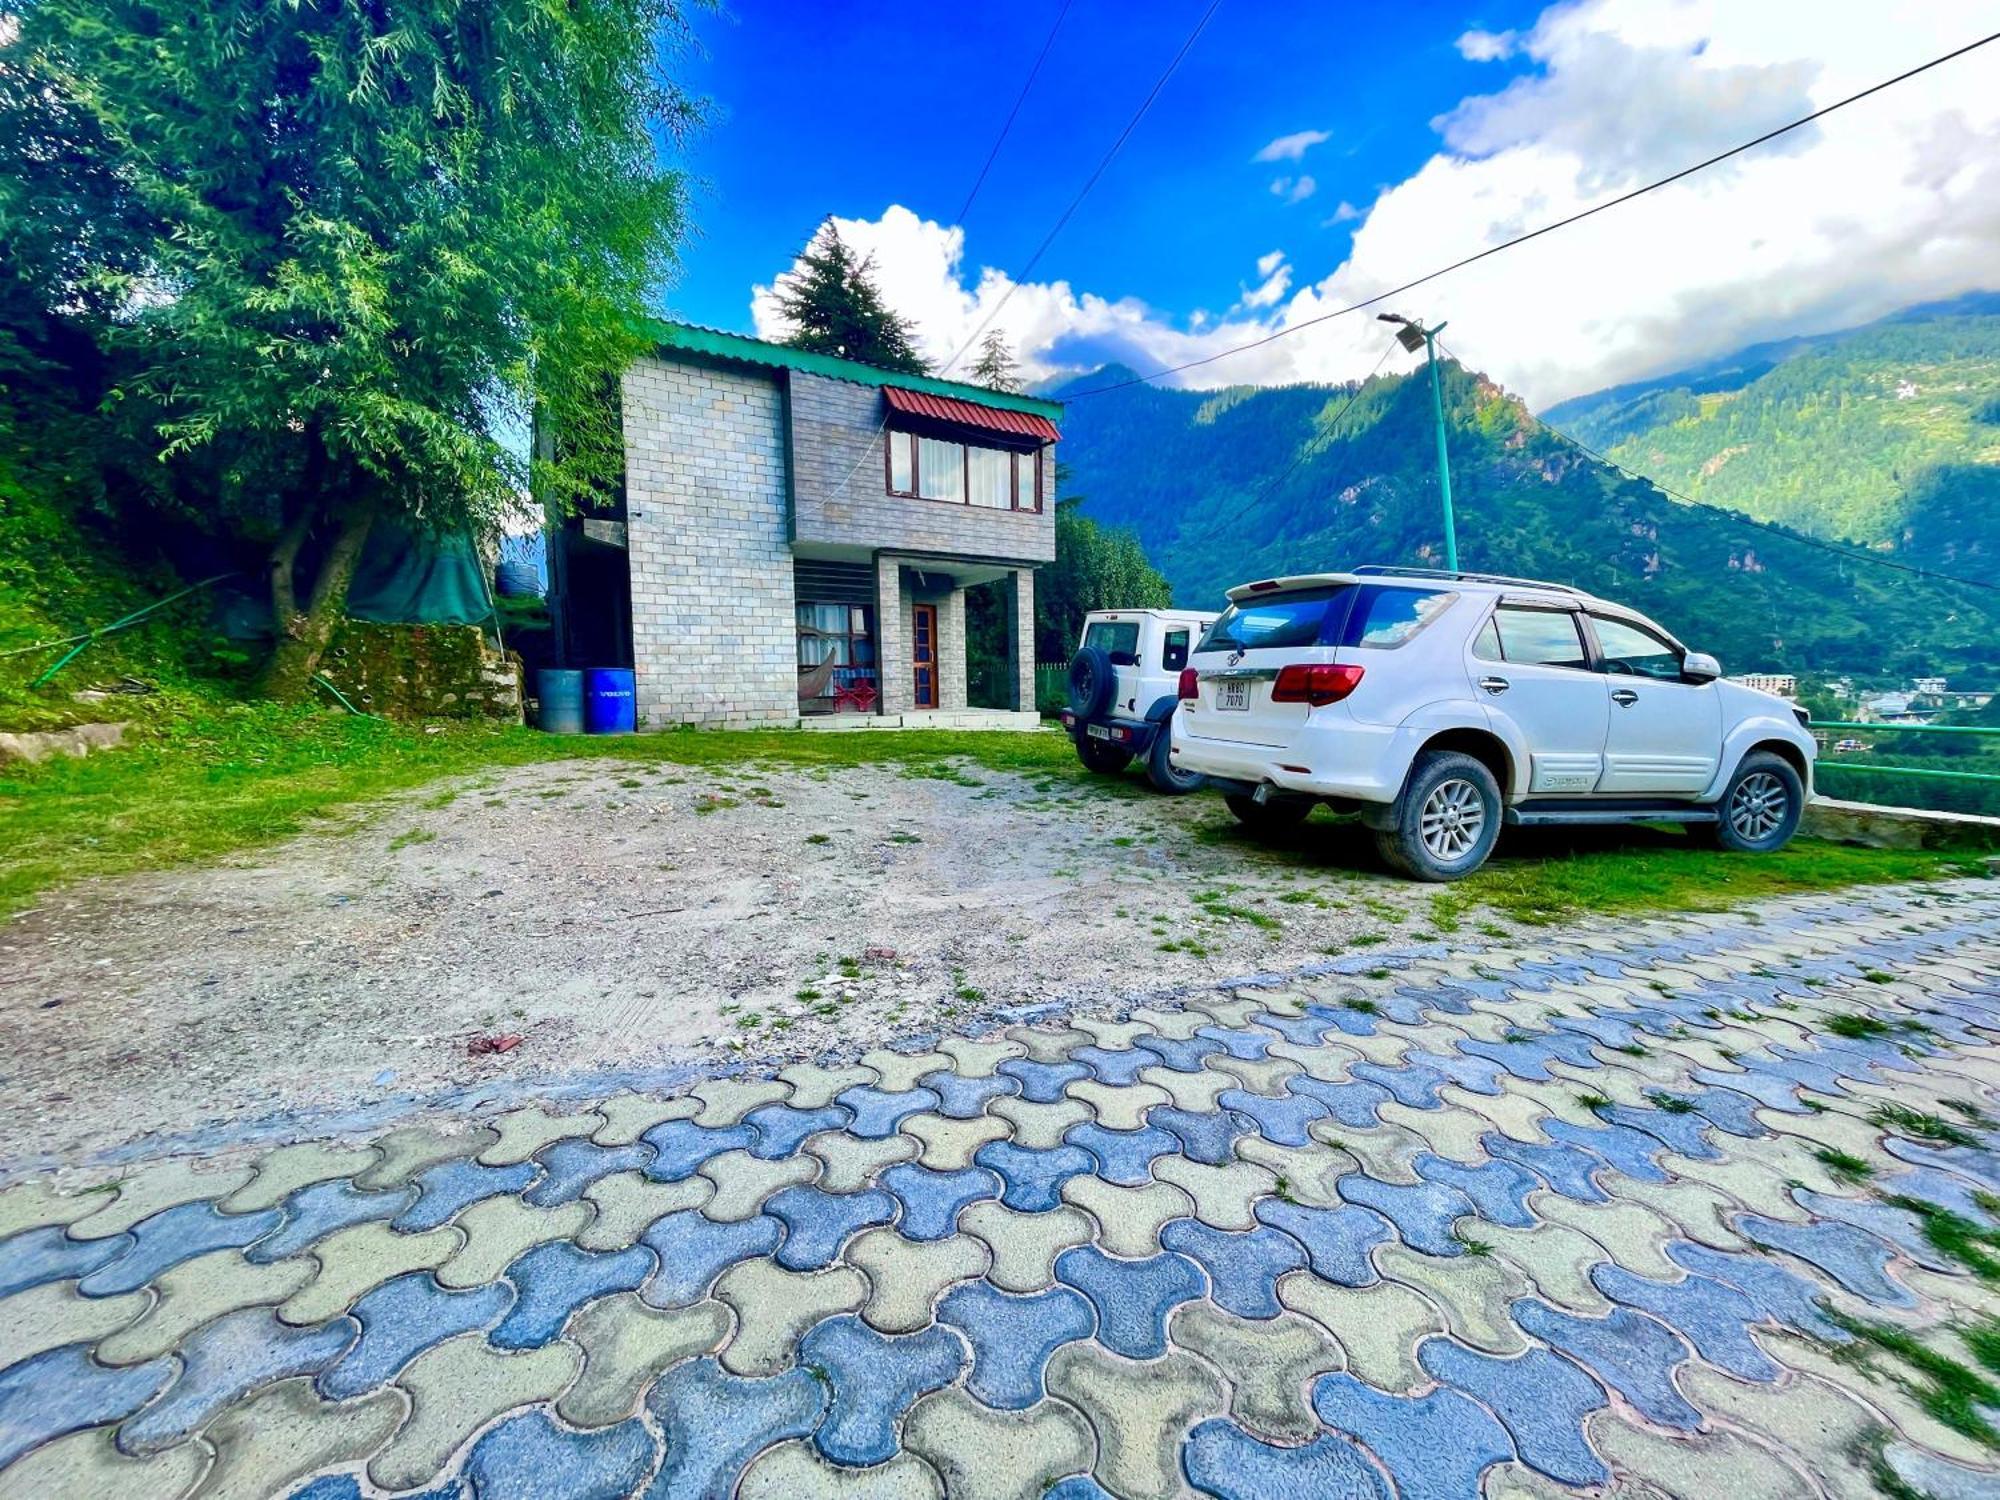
[1253,129,1331,163]
[1268,175,1317,204]
[1324,200,1364,225]
[1457,28,1517,62]
[1242,255,1293,309]
[747,0,2000,408]
[1255,250,1286,278]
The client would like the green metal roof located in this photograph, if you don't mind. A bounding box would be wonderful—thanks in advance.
[637,318,1064,421]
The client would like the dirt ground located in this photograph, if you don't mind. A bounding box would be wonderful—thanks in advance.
[1,753,1453,1173]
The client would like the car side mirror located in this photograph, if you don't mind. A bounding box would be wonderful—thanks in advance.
[1682,652,1720,684]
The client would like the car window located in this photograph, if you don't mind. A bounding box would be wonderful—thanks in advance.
[1490,607,1590,670]
[1198,586,1351,652]
[1161,629,1190,672]
[1590,615,1684,680]
[1339,586,1455,648]
[1472,616,1503,662]
[1083,620,1140,665]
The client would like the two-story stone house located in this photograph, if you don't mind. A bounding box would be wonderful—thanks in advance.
[546,322,1060,730]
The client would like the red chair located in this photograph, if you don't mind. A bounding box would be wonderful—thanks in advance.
[833,676,878,714]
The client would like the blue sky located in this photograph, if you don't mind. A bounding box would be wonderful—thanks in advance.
[658,1,2000,406]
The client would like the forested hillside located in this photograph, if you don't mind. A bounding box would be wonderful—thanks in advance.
[1053,357,2000,682]
[1544,293,2000,570]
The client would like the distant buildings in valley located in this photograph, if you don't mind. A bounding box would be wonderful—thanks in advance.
[1729,672,1797,698]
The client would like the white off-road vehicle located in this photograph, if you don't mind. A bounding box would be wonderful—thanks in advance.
[1060,608,1219,793]
[1170,567,1816,880]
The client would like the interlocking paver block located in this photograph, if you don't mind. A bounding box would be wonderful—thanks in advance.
[393,1155,537,1232]
[880,1164,1000,1240]
[862,1049,954,1093]
[185,1376,405,1500]
[526,1138,654,1207]
[1054,1245,1204,1359]
[744,1103,853,1159]
[319,1270,514,1399]
[959,1202,1093,1292]
[355,1122,495,1191]
[1665,1240,1845,1342]
[714,1259,867,1375]
[933,1036,1025,1077]
[778,1062,879,1109]
[577,1170,712,1251]
[1310,1372,1514,1500]
[767,1184,897,1268]
[801,1315,966,1465]
[976,1141,1096,1211]
[592,1090,699,1145]
[77,1199,283,1294]
[1418,1338,1608,1488]
[1158,1220,1307,1319]
[222,1143,378,1214]
[1675,1360,1880,1500]
[434,1197,591,1288]
[454,1408,658,1498]
[1067,1080,1171,1131]
[1061,1178,1193,1257]
[810,1130,921,1191]
[119,1305,357,1454]
[368,1331,581,1490]
[989,1097,1094,1149]
[690,1077,791,1126]
[645,1357,828,1500]
[919,1072,1020,1120]
[740,1438,944,1499]
[639,1210,781,1307]
[492,1240,653,1348]
[1170,1302,1342,1443]
[1510,1299,1700,1431]
[557,1292,729,1426]
[280,1220,458,1324]
[937,1280,1093,1409]
[1152,1157,1278,1231]
[0,1423,207,1500]
[1591,1262,1779,1380]
[902,1113,1011,1170]
[1182,1419,1391,1500]
[641,1120,755,1182]
[696,1149,818,1221]
[1734,1213,1915,1305]
[0,1181,109,1239]
[1139,1065,1235,1113]
[246,1180,407,1265]
[903,1390,1094,1500]
[65,1158,254,1240]
[1375,1244,1530,1355]
[1586,1409,1816,1500]
[1411,1153,1538,1227]
[0,1343,174,1469]
[848,1229,988,1332]
[1333,1174,1473,1258]
[479,1104,606,1165]
[1045,1343,1223,1500]
[0,1281,144,1367]
[997,1058,1091,1104]
[838,1086,943,1139]
[1254,1201,1390,1285]
[1278,1274,1437,1392]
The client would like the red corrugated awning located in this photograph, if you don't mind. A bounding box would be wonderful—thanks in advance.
[882,385,1060,444]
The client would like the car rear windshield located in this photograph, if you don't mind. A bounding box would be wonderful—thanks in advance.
[1082,620,1141,663]
[1196,584,1452,653]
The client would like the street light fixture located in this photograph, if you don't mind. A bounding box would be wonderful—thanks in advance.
[1379,313,1457,570]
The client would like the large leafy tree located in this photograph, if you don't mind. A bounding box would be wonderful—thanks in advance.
[0,0,699,696]
[770,223,928,374]
[1035,494,1173,661]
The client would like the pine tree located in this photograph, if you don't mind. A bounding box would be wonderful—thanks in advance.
[771,224,929,374]
[968,330,1023,393]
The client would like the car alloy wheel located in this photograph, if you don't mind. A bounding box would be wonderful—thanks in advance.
[1727,770,1788,842]
[1419,777,1486,862]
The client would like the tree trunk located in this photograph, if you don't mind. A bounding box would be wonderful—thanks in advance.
[257,506,375,701]
[266,503,316,630]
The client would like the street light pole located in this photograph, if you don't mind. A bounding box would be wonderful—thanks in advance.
[1379,314,1458,572]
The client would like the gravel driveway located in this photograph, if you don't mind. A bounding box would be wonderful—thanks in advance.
[2,755,1443,1173]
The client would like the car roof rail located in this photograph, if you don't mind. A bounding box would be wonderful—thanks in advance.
[1348,563,1589,596]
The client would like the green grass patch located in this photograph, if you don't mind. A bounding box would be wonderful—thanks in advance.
[1826,1013,1889,1040]
[386,827,435,851]
[1813,1146,1874,1183]
[1830,1311,2000,1447]
[1871,1103,1980,1150]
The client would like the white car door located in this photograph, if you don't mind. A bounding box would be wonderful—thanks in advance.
[1588,613,1722,796]
[1470,604,1610,795]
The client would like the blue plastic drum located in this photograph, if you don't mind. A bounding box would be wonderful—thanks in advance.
[584,668,637,734]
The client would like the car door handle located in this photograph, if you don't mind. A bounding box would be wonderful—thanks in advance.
[1477,676,1509,695]
[1611,688,1639,706]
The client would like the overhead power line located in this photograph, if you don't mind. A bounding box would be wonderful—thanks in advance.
[1064,28,2000,400]
[1430,340,2000,597]
[956,0,1076,226]
[940,0,1225,377]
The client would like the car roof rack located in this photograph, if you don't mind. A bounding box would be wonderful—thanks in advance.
[1349,564,1590,596]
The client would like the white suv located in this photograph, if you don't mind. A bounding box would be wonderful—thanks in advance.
[1060,608,1219,793]
[1169,567,1816,880]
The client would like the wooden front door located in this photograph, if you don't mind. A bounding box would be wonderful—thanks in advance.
[912,604,939,710]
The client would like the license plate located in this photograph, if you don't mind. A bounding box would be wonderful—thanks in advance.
[1217,680,1250,711]
[1086,723,1114,740]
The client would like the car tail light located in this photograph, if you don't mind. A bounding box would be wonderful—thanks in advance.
[1271,663,1365,706]
[1177,668,1199,700]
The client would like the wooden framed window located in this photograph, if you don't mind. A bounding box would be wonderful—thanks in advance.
[885,429,1044,512]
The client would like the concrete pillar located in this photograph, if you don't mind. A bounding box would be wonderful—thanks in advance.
[874,555,911,714]
[1007,569,1036,713]
[941,586,969,710]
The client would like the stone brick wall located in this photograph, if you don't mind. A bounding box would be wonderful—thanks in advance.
[621,357,796,728]
[940,586,968,711]
[320,622,522,721]
[1006,569,1035,713]
[789,373,1056,566]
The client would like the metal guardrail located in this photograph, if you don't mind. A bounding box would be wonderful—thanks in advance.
[1809,719,2000,787]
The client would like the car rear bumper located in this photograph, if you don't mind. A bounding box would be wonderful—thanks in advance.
[1169,713,1410,803]
[1060,711,1159,754]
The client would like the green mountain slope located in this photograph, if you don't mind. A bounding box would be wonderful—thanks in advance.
[1052,359,2000,683]
[1543,293,2000,569]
